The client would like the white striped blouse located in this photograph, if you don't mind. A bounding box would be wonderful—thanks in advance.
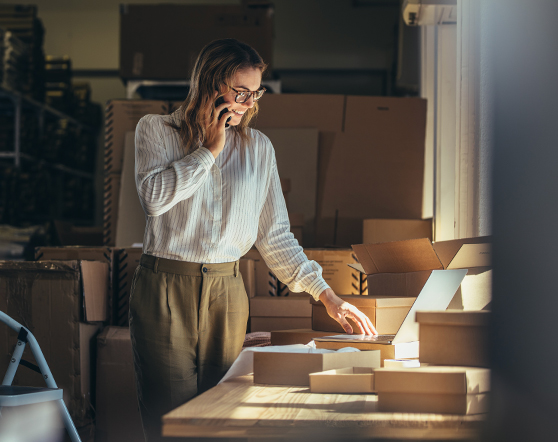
[134,111,330,301]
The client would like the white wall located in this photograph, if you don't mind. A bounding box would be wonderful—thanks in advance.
[420,0,492,240]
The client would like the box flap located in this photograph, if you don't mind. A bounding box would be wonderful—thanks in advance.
[348,262,365,274]
[447,243,492,269]
[416,310,490,326]
[81,261,109,322]
[432,236,491,269]
[352,239,443,275]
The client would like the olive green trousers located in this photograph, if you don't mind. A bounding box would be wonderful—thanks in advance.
[129,254,249,442]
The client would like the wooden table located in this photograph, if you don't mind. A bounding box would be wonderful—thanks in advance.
[162,376,486,441]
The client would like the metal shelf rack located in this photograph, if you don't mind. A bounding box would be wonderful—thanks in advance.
[0,85,94,178]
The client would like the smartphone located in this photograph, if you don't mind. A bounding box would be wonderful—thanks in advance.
[215,96,231,128]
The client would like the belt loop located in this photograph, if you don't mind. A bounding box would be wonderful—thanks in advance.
[153,257,159,273]
[234,261,239,277]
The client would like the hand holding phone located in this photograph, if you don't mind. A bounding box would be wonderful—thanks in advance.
[216,96,232,128]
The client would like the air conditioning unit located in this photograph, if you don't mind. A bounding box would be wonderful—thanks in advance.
[402,0,457,26]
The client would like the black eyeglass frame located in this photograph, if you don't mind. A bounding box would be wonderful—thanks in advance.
[229,86,267,103]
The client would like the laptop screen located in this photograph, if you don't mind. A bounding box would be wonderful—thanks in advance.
[392,269,467,344]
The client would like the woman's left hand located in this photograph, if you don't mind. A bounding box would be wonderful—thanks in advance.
[318,288,377,335]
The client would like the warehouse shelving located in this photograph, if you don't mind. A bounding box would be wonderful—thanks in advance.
[0,85,94,178]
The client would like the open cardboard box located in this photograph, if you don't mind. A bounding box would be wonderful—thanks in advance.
[309,367,376,394]
[417,310,490,367]
[253,350,380,386]
[314,268,467,365]
[311,295,415,334]
[0,260,107,426]
[35,246,115,322]
[314,339,419,364]
[374,366,490,414]
[350,237,491,298]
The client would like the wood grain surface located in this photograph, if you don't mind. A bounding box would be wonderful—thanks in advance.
[162,376,486,440]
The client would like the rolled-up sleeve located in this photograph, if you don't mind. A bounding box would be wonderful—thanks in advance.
[135,114,215,216]
[254,145,330,301]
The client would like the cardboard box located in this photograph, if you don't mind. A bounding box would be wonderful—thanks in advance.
[374,366,490,414]
[96,327,144,442]
[120,4,274,79]
[0,261,105,426]
[351,237,491,298]
[362,218,432,244]
[317,98,427,246]
[254,94,345,133]
[250,296,312,332]
[261,128,319,237]
[116,131,145,248]
[281,248,361,296]
[314,339,420,365]
[270,329,337,346]
[377,391,488,414]
[253,350,381,386]
[114,247,143,326]
[417,310,490,367]
[242,248,277,296]
[383,359,420,368]
[250,317,312,332]
[103,100,180,246]
[35,246,116,323]
[254,95,428,248]
[360,218,432,295]
[239,258,256,298]
[309,367,375,394]
[311,295,415,334]
[277,248,361,297]
[250,296,312,317]
[307,249,361,295]
[104,100,177,175]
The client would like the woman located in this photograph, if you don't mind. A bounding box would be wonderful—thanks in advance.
[129,38,376,441]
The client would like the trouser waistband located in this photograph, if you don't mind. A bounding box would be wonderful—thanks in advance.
[140,254,239,277]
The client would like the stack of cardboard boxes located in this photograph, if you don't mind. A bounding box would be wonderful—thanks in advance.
[312,237,491,361]
[373,310,490,414]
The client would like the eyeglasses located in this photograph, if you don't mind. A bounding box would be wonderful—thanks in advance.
[230,86,266,103]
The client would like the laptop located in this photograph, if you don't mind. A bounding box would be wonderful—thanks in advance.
[314,269,467,345]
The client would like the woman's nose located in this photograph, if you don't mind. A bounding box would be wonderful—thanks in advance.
[242,95,256,108]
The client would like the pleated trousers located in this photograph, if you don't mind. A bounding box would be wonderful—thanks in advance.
[129,254,249,442]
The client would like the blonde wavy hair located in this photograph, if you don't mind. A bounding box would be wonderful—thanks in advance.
[167,39,267,153]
